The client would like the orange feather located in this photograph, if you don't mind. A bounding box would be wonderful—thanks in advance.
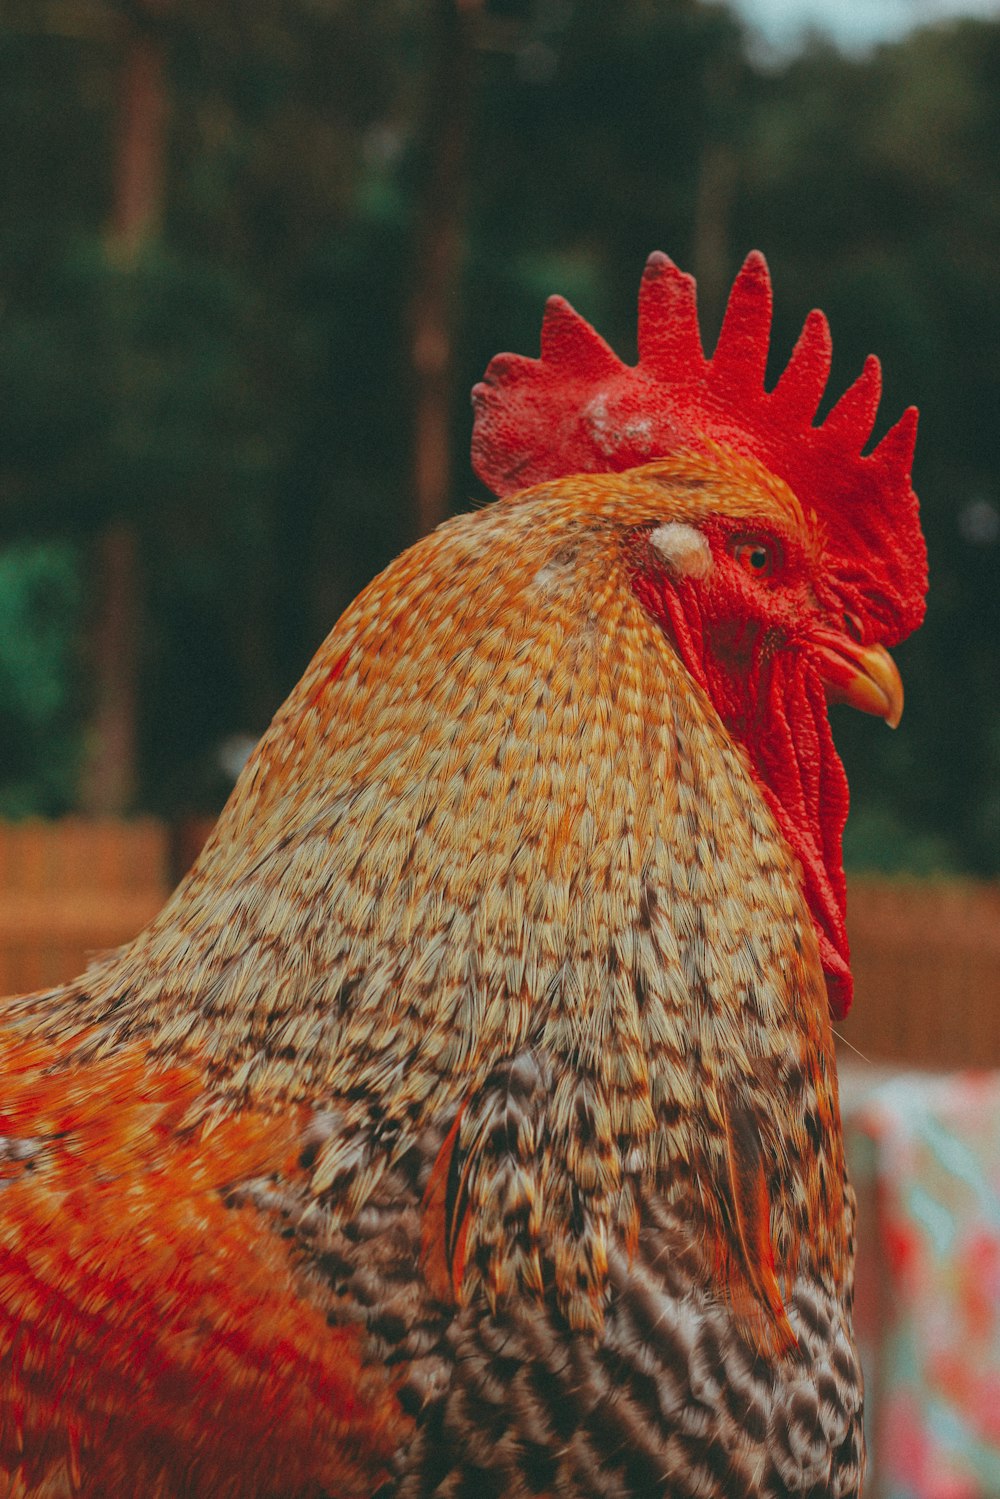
[0,1028,403,1498]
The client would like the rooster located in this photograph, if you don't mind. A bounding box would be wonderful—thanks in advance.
[0,251,926,1498]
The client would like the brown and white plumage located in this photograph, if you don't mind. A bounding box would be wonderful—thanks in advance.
[0,255,926,1497]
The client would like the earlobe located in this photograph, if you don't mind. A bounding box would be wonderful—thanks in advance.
[649,522,712,579]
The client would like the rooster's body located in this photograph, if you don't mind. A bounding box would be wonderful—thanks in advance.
[0,254,926,1498]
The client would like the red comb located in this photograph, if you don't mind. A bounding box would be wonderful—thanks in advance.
[472,252,926,643]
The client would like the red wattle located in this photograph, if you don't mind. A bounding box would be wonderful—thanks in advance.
[632,567,854,1019]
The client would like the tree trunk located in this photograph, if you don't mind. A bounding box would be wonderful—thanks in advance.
[690,52,740,340]
[408,0,481,539]
[79,524,140,814]
[107,10,169,266]
[80,3,169,814]
[691,139,737,338]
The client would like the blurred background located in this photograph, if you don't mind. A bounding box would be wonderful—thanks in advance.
[5,0,1000,1041]
[2,0,999,862]
[2,2,1000,1492]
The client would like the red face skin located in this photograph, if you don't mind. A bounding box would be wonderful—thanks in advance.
[630,517,890,1020]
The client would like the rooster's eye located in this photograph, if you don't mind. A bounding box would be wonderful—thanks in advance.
[730,537,777,579]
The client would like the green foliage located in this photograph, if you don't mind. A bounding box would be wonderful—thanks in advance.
[1,0,998,874]
[0,542,82,815]
[733,19,1000,873]
[840,802,957,877]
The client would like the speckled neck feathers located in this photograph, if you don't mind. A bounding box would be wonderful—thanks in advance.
[49,463,850,1345]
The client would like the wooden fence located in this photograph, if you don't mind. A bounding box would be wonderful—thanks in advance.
[0,818,171,995]
[841,877,1000,1070]
[0,819,999,1070]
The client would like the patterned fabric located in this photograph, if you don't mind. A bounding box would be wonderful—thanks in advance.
[840,1067,1000,1499]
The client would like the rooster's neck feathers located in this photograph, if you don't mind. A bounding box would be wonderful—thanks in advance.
[55,467,850,1333]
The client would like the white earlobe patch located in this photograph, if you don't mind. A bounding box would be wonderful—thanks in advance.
[649,522,712,579]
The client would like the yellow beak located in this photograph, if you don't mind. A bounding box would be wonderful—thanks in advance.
[812,628,904,729]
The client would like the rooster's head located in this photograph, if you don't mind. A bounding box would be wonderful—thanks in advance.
[472,252,928,1018]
